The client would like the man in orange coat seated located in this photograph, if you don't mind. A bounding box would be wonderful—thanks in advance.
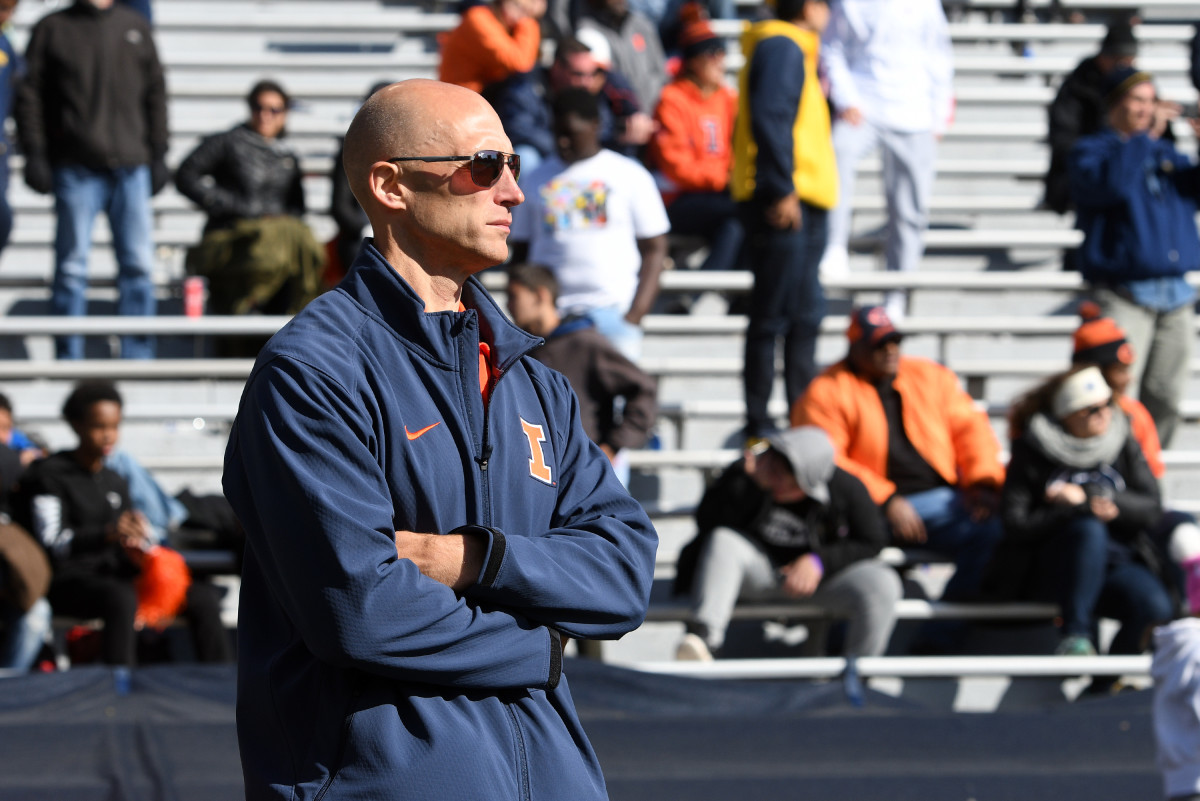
[792,306,1006,608]
[438,0,544,94]
[648,18,743,273]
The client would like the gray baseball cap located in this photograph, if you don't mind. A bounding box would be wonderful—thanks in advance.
[764,426,835,505]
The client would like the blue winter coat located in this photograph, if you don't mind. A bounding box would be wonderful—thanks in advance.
[224,243,657,800]
[1069,130,1200,282]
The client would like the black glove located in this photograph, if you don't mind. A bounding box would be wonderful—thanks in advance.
[23,155,52,194]
[150,158,170,196]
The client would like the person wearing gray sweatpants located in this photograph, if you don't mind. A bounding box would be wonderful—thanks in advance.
[673,426,902,660]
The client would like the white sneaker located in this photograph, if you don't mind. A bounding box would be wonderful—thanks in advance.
[675,632,714,661]
[819,246,849,278]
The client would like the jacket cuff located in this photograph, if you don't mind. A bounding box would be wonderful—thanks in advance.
[449,524,506,588]
[547,629,563,690]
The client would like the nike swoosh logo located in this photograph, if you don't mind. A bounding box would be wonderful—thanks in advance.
[405,422,441,441]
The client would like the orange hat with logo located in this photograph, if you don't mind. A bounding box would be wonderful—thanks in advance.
[847,305,903,348]
[1072,301,1135,367]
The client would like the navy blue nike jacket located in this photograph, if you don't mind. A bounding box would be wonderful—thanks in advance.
[224,243,657,801]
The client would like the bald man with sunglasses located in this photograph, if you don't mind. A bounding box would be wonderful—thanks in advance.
[224,79,657,801]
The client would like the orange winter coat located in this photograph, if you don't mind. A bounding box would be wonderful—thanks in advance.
[1119,394,1165,479]
[792,356,1006,505]
[438,5,540,94]
[649,78,737,203]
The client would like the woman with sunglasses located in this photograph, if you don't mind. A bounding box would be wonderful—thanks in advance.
[992,365,1174,670]
[175,79,324,355]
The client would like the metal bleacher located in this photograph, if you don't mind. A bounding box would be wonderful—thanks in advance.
[4,0,1199,694]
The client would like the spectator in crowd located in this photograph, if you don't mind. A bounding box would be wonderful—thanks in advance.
[792,306,1005,611]
[572,28,655,155]
[730,0,837,441]
[0,440,51,673]
[438,0,543,96]
[0,392,44,468]
[328,82,392,287]
[648,17,744,274]
[1071,305,1200,616]
[673,426,902,661]
[0,0,20,260]
[818,0,953,321]
[1068,67,1200,447]
[578,0,668,113]
[510,87,670,360]
[176,79,325,356]
[995,366,1173,659]
[1043,20,1138,216]
[15,0,168,360]
[224,79,656,801]
[16,381,231,665]
[506,262,658,487]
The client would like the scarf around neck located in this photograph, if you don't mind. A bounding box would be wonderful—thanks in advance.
[1026,408,1128,469]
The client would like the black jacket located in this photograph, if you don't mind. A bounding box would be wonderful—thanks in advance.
[175,124,306,233]
[987,430,1163,600]
[15,1,167,169]
[674,462,886,596]
[1045,57,1109,215]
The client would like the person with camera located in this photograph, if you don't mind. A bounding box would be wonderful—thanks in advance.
[992,366,1174,661]
[1069,66,1200,448]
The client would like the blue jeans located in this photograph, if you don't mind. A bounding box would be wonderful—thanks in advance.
[667,192,745,273]
[1037,516,1173,654]
[53,164,157,359]
[903,486,1003,601]
[0,598,50,672]
[740,200,827,438]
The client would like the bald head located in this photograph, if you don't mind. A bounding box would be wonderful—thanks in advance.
[342,79,505,212]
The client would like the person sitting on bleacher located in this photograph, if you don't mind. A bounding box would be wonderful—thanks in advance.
[175,79,325,356]
[1071,305,1200,618]
[792,306,1005,617]
[438,0,544,96]
[14,381,231,666]
[648,16,744,274]
[1068,66,1200,449]
[673,426,900,661]
[994,366,1174,661]
[0,440,51,673]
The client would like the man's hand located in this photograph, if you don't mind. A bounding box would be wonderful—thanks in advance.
[1045,480,1087,506]
[779,554,823,598]
[964,483,1000,522]
[620,112,656,146]
[395,530,485,592]
[764,194,801,231]
[150,158,171,196]
[838,107,864,126]
[1089,496,1119,522]
[885,496,927,544]
[1150,100,1181,139]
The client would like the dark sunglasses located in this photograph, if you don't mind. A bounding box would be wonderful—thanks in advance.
[1081,402,1109,418]
[251,103,286,115]
[386,150,520,187]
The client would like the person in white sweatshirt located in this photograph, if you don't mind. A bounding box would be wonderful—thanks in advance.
[818,0,953,320]
[1153,618,1200,801]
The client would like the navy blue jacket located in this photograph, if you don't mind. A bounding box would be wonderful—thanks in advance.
[224,244,657,800]
[1069,130,1200,282]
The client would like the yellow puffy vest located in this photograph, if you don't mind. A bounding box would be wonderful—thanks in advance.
[730,20,838,210]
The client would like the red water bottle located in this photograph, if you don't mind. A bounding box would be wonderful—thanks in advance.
[183,276,206,317]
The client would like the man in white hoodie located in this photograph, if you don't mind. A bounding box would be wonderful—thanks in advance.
[818,0,953,319]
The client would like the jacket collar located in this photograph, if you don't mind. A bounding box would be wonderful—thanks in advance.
[339,241,542,372]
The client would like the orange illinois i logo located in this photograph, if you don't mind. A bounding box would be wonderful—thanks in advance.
[519,417,554,485]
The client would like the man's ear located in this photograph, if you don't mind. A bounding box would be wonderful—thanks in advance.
[367,162,407,212]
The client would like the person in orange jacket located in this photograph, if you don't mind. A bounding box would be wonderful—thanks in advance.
[792,305,1005,607]
[648,17,742,273]
[438,0,545,94]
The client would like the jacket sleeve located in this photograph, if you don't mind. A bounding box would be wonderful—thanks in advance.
[458,7,541,78]
[1069,132,1157,209]
[1000,438,1086,544]
[22,462,126,561]
[939,364,1005,488]
[821,2,860,113]
[747,36,805,201]
[463,370,657,641]
[592,337,658,452]
[140,22,168,160]
[225,358,562,691]
[651,88,727,193]
[695,460,762,535]
[813,469,885,578]
[924,0,954,134]
[13,20,48,161]
[175,133,256,219]
[1110,436,1162,538]
[793,374,897,505]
